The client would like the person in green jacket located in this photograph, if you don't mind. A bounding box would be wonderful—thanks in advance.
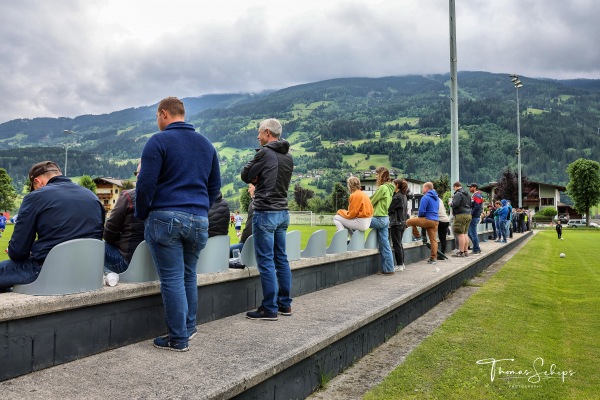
[369,166,395,275]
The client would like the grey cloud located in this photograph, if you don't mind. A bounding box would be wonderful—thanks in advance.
[1,0,599,123]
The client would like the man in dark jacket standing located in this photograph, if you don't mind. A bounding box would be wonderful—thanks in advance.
[241,118,293,320]
[136,97,221,352]
[451,181,472,257]
[0,161,104,292]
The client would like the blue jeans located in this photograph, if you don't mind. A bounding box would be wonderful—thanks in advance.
[104,242,129,273]
[0,257,42,291]
[252,210,292,314]
[370,216,394,273]
[144,211,208,344]
[230,241,244,258]
[468,217,481,251]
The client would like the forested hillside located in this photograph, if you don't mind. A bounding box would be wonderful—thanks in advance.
[1,72,599,200]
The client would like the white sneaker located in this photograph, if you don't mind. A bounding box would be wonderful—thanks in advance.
[394,264,405,272]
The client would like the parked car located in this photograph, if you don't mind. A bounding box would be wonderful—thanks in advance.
[566,219,597,228]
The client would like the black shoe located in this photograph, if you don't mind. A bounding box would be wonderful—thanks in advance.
[278,306,292,316]
[427,258,437,264]
[246,306,278,321]
[153,335,189,352]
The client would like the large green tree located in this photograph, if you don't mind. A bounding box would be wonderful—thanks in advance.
[293,184,314,211]
[566,158,600,226]
[79,175,97,194]
[0,168,18,211]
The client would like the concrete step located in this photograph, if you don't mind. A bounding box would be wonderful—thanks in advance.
[0,233,530,400]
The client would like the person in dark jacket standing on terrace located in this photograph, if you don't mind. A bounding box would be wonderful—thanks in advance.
[388,179,409,271]
[241,118,293,321]
[0,161,104,292]
[136,97,221,352]
[450,181,471,257]
[468,183,483,254]
[208,192,230,237]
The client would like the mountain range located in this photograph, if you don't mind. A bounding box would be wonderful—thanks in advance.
[1,71,599,204]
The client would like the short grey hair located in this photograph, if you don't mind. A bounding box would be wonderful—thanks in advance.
[258,118,282,138]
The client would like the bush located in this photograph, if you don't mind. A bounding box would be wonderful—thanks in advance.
[538,207,558,217]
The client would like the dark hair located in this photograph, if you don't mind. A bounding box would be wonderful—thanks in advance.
[393,179,408,195]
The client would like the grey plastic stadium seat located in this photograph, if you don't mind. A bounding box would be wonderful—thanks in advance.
[301,229,327,258]
[197,235,230,273]
[402,228,413,243]
[240,235,257,267]
[119,240,159,283]
[14,239,104,296]
[286,230,301,261]
[327,230,348,255]
[347,230,365,251]
[365,229,379,249]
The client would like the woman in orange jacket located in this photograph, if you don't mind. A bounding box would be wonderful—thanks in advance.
[333,176,373,235]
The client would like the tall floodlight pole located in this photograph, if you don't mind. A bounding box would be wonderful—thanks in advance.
[509,75,523,207]
[63,130,77,176]
[449,0,459,185]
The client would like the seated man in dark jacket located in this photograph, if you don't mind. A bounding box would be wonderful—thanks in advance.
[104,188,145,273]
[0,161,105,292]
[208,192,230,238]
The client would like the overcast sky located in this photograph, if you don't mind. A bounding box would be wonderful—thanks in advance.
[1,0,598,123]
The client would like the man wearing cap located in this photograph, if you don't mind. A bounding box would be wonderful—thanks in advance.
[468,183,483,254]
[0,161,105,292]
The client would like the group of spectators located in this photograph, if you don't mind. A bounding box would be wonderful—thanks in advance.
[1,95,534,353]
[333,176,510,270]
[0,99,294,354]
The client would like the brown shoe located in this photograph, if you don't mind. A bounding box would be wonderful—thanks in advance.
[377,271,395,275]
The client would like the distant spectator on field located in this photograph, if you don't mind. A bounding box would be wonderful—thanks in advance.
[234,211,243,237]
[103,176,145,273]
[0,161,104,292]
[556,219,563,239]
[0,214,6,237]
[208,192,230,237]
[334,176,373,237]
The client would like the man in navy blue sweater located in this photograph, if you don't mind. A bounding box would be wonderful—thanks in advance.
[136,97,221,352]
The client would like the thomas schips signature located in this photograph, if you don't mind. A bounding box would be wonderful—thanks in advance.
[476,357,575,383]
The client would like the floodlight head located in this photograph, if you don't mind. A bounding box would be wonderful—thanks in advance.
[515,82,523,88]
